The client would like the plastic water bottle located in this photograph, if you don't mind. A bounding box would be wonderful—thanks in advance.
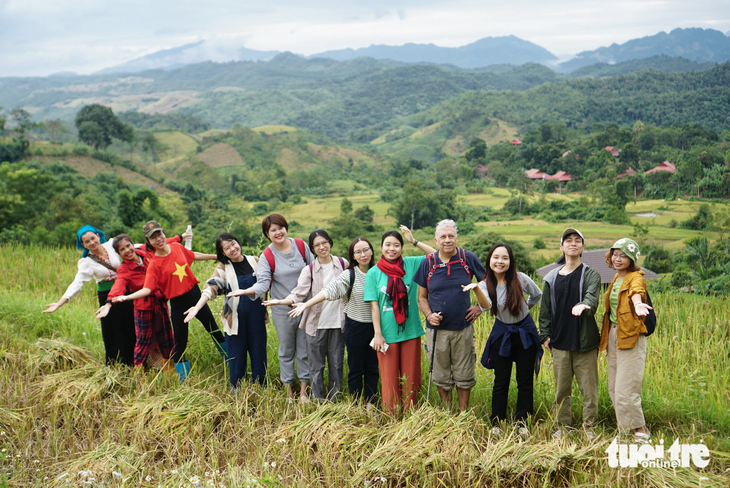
[185,225,193,250]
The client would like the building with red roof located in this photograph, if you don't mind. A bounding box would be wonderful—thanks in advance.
[525,168,550,180]
[605,146,620,157]
[549,171,573,182]
[510,139,522,146]
[645,161,676,174]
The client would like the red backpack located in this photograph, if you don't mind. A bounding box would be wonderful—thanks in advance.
[262,238,307,286]
[425,248,472,290]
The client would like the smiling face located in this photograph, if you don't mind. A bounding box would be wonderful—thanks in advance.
[436,226,458,255]
[148,230,166,250]
[312,235,331,261]
[611,249,631,271]
[489,246,510,276]
[221,239,242,261]
[382,236,402,262]
[560,233,584,257]
[353,240,373,266]
[81,231,101,252]
[267,224,287,245]
[117,238,137,262]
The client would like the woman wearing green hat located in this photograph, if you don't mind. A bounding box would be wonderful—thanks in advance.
[598,238,653,443]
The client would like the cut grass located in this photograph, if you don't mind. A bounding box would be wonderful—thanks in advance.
[1,244,729,486]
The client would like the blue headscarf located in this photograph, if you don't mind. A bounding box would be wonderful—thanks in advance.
[76,225,107,258]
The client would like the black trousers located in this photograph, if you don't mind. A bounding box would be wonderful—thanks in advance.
[169,285,225,362]
[490,335,536,423]
[98,290,135,366]
[344,316,379,403]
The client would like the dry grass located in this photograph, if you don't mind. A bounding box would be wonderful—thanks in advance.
[1,244,729,487]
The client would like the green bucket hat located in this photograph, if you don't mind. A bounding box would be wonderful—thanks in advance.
[610,238,640,264]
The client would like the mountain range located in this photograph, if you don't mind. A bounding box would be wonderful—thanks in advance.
[94,28,730,75]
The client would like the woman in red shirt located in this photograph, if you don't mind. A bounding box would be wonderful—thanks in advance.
[113,221,223,381]
[96,233,180,368]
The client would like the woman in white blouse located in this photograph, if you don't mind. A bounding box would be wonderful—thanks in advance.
[43,225,136,366]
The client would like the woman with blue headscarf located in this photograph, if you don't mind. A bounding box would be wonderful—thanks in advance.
[43,225,136,366]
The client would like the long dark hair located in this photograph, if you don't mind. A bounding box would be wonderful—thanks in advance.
[484,243,524,318]
[215,232,242,264]
[348,237,375,270]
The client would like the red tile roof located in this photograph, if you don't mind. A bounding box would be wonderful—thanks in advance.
[645,161,676,174]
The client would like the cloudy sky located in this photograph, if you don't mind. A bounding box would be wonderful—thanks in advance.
[1,0,729,77]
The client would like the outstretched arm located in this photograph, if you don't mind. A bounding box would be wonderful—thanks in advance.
[288,291,327,317]
[399,225,436,255]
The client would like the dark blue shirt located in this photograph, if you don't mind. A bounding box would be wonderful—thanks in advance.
[413,249,486,331]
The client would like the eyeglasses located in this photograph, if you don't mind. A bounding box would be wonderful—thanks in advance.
[313,242,330,249]
[353,248,372,256]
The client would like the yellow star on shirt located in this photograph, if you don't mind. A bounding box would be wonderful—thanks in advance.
[172,262,188,283]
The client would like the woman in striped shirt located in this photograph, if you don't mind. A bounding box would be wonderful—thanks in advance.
[289,237,378,407]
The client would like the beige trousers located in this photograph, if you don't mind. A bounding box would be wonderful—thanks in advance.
[552,348,599,427]
[606,326,647,430]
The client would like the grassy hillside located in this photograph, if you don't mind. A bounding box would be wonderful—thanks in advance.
[352,62,730,145]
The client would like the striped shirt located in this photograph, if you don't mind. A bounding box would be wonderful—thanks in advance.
[322,266,371,323]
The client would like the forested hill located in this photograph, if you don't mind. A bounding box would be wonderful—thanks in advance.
[558,27,730,72]
[353,62,730,148]
[1,56,561,139]
[568,55,716,79]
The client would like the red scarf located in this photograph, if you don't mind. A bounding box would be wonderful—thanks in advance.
[377,256,409,330]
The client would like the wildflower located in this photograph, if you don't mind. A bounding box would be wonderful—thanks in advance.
[57,473,71,481]
[146,475,152,481]
[190,475,201,487]
[700,477,709,481]
[34,459,40,464]
[112,471,122,478]
[276,438,286,444]
[271,462,277,468]
[0,431,4,436]
[171,469,178,474]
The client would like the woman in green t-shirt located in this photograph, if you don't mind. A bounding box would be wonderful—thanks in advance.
[364,226,434,413]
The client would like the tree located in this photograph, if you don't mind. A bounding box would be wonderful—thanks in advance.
[75,104,124,150]
[120,123,136,152]
[340,197,353,215]
[465,138,487,162]
[387,180,452,229]
[10,108,33,135]
[46,119,69,142]
[77,121,106,150]
[353,205,374,223]
[141,134,169,162]
[0,106,5,135]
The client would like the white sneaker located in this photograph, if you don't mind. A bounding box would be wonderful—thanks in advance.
[490,427,503,438]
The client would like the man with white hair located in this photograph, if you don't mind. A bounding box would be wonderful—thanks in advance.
[414,219,486,410]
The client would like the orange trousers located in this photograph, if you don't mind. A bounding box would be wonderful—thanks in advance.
[377,337,422,413]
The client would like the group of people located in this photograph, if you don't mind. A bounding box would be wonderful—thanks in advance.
[43,215,653,441]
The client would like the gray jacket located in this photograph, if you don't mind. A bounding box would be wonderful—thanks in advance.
[538,264,601,352]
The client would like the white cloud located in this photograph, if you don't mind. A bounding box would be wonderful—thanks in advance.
[1,0,729,76]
